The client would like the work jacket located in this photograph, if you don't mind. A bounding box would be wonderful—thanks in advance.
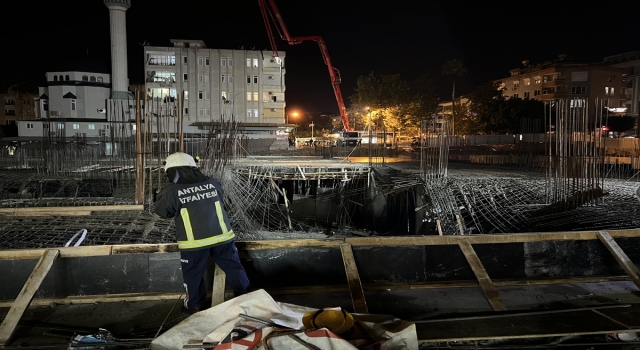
[155,177,235,250]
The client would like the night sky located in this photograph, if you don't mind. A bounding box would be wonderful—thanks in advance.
[4,0,637,115]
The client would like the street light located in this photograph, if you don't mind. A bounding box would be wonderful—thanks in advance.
[287,111,298,124]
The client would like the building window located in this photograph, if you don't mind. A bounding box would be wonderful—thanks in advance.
[183,73,188,82]
[247,92,252,101]
[104,125,110,129]
[184,91,189,99]
[72,123,80,130]
[252,58,258,68]
[221,74,226,83]
[228,58,233,67]
[247,75,251,84]
[534,76,541,84]
[253,92,258,101]
[205,57,210,66]
[198,74,203,82]
[183,56,187,64]
[5,109,16,116]
[205,108,210,117]
[54,76,58,81]
[571,86,586,94]
[523,78,530,86]
[513,93,519,98]
[253,76,258,84]
[607,74,615,82]
[512,81,519,89]
[26,123,34,129]
[97,77,103,82]
[198,108,204,117]
[205,91,210,100]
[247,109,252,118]
[71,99,76,111]
[228,74,233,83]
[198,91,203,100]
[88,124,95,130]
[58,123,65,129]
[82,75,88,81]
[534,90,541,96]
[90,76,96,82]
[59,75,63,81]
[198,56,203,65]
[524,91,530,98]
[221,91,227,100]
[65,75,70,81]
[43,101,48,111]
[221,58,227,66]
[543,75,554,82]
[253,109,258,118]
[246,58,251,68]
[204,74,210,83]
[542,88,555,95]
[605,87,615,96]
[184,107,189,115]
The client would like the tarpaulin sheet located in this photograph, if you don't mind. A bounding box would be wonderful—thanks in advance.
[151,289,417,350]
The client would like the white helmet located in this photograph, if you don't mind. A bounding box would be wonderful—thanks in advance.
[163,152,197,170]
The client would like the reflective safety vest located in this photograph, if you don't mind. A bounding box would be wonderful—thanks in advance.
[155,178,235,250]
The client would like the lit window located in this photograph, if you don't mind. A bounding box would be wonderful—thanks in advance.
[221,58,226,66]
[605,87,615,96]
[246,58,251,68]
[221,91,227,99]
[253,92,258,101]
[88,124,95,130]
[198,56,203,65]
[198,91,203,100]
[97,77,103,82]
[534,76,541,84]
[205,57,210,66]
[73,123,80,130]
[253,75,258,84]
[184,91,188,99]
[71,99,76,111]
[228,58,233,67]
[247,92,252,101]
[523,78,530,86]
[252,59,258,67]
[253,109,258,118]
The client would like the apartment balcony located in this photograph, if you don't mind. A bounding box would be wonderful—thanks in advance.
[540,92,567,100]
[542,78,565,87]
[262,100,285,109]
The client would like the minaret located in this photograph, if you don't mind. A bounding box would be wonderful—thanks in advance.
[104,0,131,99]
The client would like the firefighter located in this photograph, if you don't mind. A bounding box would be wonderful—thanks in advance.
[154,152,250,315]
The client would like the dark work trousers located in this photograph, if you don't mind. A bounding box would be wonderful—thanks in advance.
[180,240,250,309]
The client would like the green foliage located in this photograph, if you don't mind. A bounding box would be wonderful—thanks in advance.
[350,72,437,135]
[441,59,467,79]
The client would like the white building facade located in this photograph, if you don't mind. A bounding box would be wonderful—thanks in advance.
[144,40,287,137]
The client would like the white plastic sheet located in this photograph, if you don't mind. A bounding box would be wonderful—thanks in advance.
[151,289,417,350]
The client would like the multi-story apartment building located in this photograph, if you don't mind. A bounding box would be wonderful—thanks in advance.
[144,40,287,137]
[496,55,627,108]
[603,51,640,116]
[1,92,38,126]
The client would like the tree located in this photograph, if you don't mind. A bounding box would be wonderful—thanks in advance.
[441,59,467,135]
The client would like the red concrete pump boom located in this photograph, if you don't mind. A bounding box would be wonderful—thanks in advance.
[258,0,351,131]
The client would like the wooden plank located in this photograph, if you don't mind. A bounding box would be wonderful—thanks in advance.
[112,244,179,255]
[0,205,143,216]
[0,249,59,345]
[211,264,226,307]
[0,246,112,260]
[596,231,640,290]
[458,239,507,311]
[340,243,368,313]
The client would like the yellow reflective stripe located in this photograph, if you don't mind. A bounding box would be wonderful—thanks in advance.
[214,201,231,234]
[177,230,235,249]
[180,208,195,241]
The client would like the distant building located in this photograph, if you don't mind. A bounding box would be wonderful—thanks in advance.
[496,55,627,108]
[602,51,640,116]
[144,39,288,138]
[1,92,38,126]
